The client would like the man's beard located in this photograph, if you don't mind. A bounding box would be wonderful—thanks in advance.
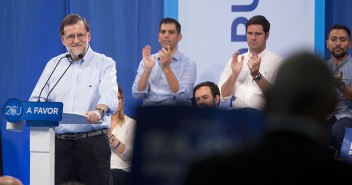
[198,99,217,108]
[66,45,87,58]
[331,48,348,59]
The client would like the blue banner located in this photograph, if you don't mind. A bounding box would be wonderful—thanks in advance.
[340,127,352,163]
[2,98,63,126]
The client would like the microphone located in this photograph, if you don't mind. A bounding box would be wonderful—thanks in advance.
[37,54,71,102]
[72,53,85,61]
[45,54,84,102]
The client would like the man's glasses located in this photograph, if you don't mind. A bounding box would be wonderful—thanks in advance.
[65,32,88,42]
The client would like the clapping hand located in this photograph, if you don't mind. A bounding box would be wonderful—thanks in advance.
[143,45,156,70]
[333,71,343,85]
[231,51,244,76]
[158,46,172,69]
[248,54,261,77]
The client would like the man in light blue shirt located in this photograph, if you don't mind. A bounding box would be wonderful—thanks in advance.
[29,14,118,185]
[326,24,352,157]
[132,18,197,106]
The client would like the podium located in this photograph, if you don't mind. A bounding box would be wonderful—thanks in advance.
[30,126,55,185]
[3,98,64,185]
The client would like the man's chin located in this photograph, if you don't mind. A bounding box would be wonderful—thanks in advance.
[161,45,169,49]
[70,51,83,56]
[332,51,347,59]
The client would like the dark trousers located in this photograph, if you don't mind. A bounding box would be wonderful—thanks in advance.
[110,168,131,185]
[55,134,111,185]
[329,117,352,156]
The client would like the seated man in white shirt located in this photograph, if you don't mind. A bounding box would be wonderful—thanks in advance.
[218,15,283,110]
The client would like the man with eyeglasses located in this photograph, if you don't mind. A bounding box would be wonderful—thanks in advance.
[132,17,197,106]
[28,14,118,185]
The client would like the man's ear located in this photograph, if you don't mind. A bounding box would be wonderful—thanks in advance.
[215,95,220,106]
[61,35,66,46]
[265,32,270,40]
[177,33,182,42]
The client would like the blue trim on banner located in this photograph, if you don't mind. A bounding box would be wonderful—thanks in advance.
[164,0,178,19]
[314,0,325,57]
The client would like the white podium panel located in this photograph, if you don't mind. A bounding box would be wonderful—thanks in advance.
[30,127,55,185]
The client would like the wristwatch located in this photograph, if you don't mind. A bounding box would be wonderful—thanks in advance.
[95,107,105,117]
[338,81,345,90]
[253,73,262,81]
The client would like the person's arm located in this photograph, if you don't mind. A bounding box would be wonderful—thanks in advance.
[334,71,352,100]
[137,68,153,91]
[339,83,352,100]
[87,57,118,123]
[108,118,136,162]
[221,73,239,98]
[220,51,244,99]
[247,54,272,93]
[173,58,197,103]
[132,61,147,99]
[252,73,271,93]
[86,104,109,124]
[159,46,179,93]
[138,45,156,91]
[109,135,126,155]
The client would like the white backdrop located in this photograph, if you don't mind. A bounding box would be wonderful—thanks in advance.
[178,0,316,85]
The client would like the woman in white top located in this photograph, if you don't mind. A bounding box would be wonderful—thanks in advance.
[108,87,136,185]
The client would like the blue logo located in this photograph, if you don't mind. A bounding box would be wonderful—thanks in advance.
[2,98,23,122]
[231,0,259,54]
[2,98,63,126]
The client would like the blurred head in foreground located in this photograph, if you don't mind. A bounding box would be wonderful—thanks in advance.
[265,52,337,122]
[0,176,23,185]
[265,52,337,147]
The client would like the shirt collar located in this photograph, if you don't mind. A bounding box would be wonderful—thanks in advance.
[339,54,351,66]
[172,50,181,61]
[329,54,351,66]
[248,48,268,58]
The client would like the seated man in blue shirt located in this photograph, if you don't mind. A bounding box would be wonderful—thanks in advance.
[326,24,352,156]
[132,18,197,106]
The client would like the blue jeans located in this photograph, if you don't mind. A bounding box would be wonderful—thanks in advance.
[330,117,352,156]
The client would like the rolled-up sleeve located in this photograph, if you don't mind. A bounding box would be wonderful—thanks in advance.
[98,58,118,114]
[174,59,197,103]
[218,58,233,102]
[131,59,148,99]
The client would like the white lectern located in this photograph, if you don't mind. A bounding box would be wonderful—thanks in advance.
[4,99,64,185]
[30,127,55,185]
[28,112,91,185]
[6,122,56,185]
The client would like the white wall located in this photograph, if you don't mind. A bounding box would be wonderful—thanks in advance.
[178,0,315,85]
